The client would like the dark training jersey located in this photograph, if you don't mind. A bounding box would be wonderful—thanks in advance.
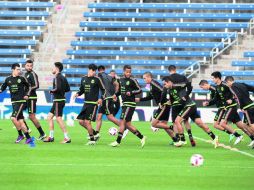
[77,75,106,104]
[207,85,224,108]
[118,77,142,107]
[168,87,195,107]
[0,75,30,102]
[25,70,39,99]
[140,79,163,105]
[98,72,115,98]
[50,73,70,101]
[229,82,254,109]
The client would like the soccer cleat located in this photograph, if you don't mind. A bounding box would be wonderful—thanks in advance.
[174,141,183,147]
[213,136,219,148]
[94,133,100,142]
[86,141,96,146]
[234,135,243,145]
[61,138,71,144]
[43,136,54,142]
[37,134,47,141]
[141,136,147,148]
[122,129,129,139]
[15,135,25,143]
[247,140,254,147]
[25,138,32,144]
[169,141,174,146]
[229,134,235,142]
[109,141,119,147]
[190,137,196,147]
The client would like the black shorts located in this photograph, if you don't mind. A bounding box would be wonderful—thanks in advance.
[120,106,135,122]
[50,101,65,117]
[77,103,98,122]
[222,106,241,124]
[179,105,200,122]
[12,102,25,120]
[98,98,114,115]
[243,106,254,125]
[27,99,37,114]
[214,108,226,122]
[171,104,184,123]
[153,105,171,121]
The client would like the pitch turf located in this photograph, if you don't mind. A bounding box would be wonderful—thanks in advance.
[0,120,253,190]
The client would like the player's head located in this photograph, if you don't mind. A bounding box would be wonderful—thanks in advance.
[88,64,97,77]
[52,62,63,74]
[162,76,173,89]
[199,80,210,90]
[211,71,222,84]
[168,65,176,74]
[25,59,33,72]
[109,70,117,78]
[123,65,131,78]
[11,63,21,76]
[224,76,234,87]
[143,72,153,84]
[98,65,105,73]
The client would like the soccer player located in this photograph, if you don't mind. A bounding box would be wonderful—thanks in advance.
[24,60,46,140]
[109,70,121,116]
[95,65,120,138]
[224,76,254,147]
[211,71,248,145]
[110,65,146,147]
[135,72,179,145]
[43,62,71,143]
[168,65,195,146]
[75,64,106,145]
[199,79,242,142]
[162,76,219,148]
[0,63,32,143]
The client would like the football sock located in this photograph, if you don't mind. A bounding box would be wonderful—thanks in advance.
[116,132,123,143]
[233,132,241,137]
[223,129,232,135]
[134,130,144,139]
[169,125,174,130]
[49,130,54,138]
[24,132,31,139]
[172,136,178,142]
[93,129,98,135]
[179,134,185,141]
[249,135,254,140]
[89,134,95,141]
[64,133,69,139]
[95,130,99,134]
[37,127,45,136]
[175,133,180,141]
[17,130,23,136]
[207,131,216,140]
[187,129,193,138]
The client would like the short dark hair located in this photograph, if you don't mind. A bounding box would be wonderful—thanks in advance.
[26,59,33,64]
[109,70,116,73]
[199,79,209,86]
[11,63,20,70]
[162,76,173,82]
[88,64,97,71]
[98,65,105,71]
[168,65,176,71]
[143,72,153,78]
[123,65,131,71]
[225,76,234,82]
[211,71,222,80]
[54,62,63,72]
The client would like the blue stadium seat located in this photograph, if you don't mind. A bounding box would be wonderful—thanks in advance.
[0,49,31,55]
[80,21,248,29]
[221,71,254,76]
[0,39,36,46]
[0,58,26,64]
[76,31,237,39]
[66,50,211,57]
[0,11,50,18]
[0,77,5,83]
[63,59,196,66]
[0,67,12,73]
[0,30,41,37]
[0,20,46,27]
[244,52,254,57]
[88,3,254,10]
[84,12,254,20]
[0,1,54,8]
[232,61,254,66]
[71,41,224,49]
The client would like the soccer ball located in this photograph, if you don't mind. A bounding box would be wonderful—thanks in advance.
[190,154,204,167]
[109,127,118,136]
[151,126,159,132]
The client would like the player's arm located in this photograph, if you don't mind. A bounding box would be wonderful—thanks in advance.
[97,77,106,99]
[0,78,8,93]
[131,78,142,95]
[22,76,30,99]
[50,75,62,93]
[76,77,84,96]
[159,88,169,107]
[30,72,39,90]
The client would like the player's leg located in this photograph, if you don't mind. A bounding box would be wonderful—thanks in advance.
[19,118,32,144]
[183,120,196,147]
[125,121,146,148]
[44,102,56,142]
[244,108,254,147]
[95,113,103,134]
[171,105,184,141]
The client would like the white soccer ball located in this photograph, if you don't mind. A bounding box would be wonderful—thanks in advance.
[66,119,74,127]
[109,127,118,136]
[190,154,204,167]
[151,126,159,132]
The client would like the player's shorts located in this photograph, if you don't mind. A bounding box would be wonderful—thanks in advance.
[243,106,254,125]
[120,106,135,122]
[50,101,65,117]
[27,99,37,114]
[153,105,171,121]
[98,98,115,115]
[222,106,241,124]
[113,99,120,116]
[11,102,25,120]
[171,104,184,123]
[77,103,98,122]
[214,108,226,122]
[178,105,200,122]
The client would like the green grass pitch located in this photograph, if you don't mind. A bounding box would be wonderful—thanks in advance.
[0,120,253,190]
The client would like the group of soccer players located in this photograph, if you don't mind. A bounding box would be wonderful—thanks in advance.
[1,61,254,149]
